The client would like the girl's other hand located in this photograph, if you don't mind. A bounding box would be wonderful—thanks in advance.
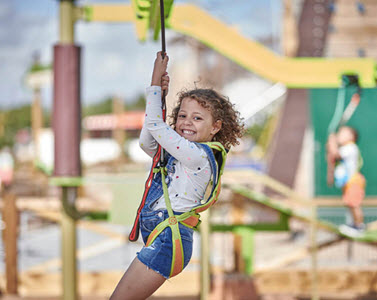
[151,51,169,87]
[161,72,170,95]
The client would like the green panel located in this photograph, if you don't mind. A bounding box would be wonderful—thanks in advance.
[50,177,83,187]
[109,173,145,225]
[211,212,290,232]
[310,87,377,196]
[234,227,254,275]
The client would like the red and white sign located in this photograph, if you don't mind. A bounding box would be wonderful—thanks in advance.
[83,111,145,131]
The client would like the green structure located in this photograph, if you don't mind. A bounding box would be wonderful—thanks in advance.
[310,87,377,196]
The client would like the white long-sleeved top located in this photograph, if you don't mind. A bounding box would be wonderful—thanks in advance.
[139,86,212,212]
[334,142,361,188]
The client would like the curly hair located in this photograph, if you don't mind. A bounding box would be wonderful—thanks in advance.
[169,89,245,149]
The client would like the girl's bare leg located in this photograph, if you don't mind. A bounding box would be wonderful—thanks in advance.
[110,257,166,300]
[350,206,364,227]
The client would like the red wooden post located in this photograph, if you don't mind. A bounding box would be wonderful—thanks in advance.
[53,44,81,177]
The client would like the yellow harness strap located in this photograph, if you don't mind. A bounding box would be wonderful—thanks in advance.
[145,142,227,277]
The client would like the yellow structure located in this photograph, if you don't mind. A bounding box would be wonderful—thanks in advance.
[82,4,376,88]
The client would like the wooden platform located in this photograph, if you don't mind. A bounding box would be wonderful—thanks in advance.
[2,270,377,300]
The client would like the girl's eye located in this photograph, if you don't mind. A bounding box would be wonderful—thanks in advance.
[178,114,186,118]
[194,116,202,121]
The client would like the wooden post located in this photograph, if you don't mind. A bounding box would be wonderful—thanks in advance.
[2,193,19,294]
[310,200,319,300]
[283,0,298,57]
[112,96,126,156]
[32,88,43,162]
[200,210,210,300]
[233,234,244,273]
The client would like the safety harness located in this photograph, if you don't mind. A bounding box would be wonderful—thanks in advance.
[145,142,226,277]
[128,0,228,277]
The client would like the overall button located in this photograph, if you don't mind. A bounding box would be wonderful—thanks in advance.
[158,211,163,217]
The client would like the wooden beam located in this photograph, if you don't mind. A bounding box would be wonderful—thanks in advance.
[0,196,110,212]
[314,198,377,207]
[333,3,377,18]
[254,235,343,274]
[332,17,377,28]
[255,269,377,295]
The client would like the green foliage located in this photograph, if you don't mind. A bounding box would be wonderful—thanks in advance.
[126,94,146,110]
[29,63,52,73]
[0,93,147,148]
[82,94,146,117]
[44,110,51,127]
[83,97,113,117]
[245,123,264,143]
[0,105,32,148]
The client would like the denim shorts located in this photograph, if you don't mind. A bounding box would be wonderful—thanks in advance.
[137,208,194,279]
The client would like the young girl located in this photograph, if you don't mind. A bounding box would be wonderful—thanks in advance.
[328,126,366,236]
[110,52,244,300]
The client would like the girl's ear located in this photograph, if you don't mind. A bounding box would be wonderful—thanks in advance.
[211,120,222,136]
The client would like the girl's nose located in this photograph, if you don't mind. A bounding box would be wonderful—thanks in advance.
[184,118,193,125]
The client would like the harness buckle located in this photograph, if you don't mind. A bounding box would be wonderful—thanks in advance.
[168,216,178,225]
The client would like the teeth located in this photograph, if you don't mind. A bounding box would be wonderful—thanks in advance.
[183,130,195,135]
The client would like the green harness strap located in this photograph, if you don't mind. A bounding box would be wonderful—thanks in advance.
[145,142,227,277]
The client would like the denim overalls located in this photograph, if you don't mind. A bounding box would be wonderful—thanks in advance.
[137,143,217,278]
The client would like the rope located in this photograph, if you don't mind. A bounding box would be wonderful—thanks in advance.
[160,0,167,166]
[327,75,361,134]
[129,0,168,242]
[327,83,345,134]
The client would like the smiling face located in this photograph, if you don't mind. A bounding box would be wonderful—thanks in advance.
[175,97,221,143]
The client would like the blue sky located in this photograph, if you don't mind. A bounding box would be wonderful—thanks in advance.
[0,0,281,109]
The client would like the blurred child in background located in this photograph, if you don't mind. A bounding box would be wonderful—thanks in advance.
[327,126,366,236]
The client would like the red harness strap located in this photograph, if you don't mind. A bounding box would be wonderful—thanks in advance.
[129,146,162,242]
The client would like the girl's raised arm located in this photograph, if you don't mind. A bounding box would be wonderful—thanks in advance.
[139,125,158,157]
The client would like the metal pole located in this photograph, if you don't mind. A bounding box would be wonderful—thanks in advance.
[57,1,78,300]
[59,0,75,44]
[61,188,78,300]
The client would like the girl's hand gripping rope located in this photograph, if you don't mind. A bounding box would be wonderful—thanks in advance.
[151,51,170,96]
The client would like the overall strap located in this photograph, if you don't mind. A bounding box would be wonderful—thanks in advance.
[148,168,184,277]
[192,142,227,213]
[146,142,227,278]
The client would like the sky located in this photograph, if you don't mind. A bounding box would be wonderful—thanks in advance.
[0,0,281,109]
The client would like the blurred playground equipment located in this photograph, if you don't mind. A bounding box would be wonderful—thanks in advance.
[2,0,377,299]
[83,3,376,88]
